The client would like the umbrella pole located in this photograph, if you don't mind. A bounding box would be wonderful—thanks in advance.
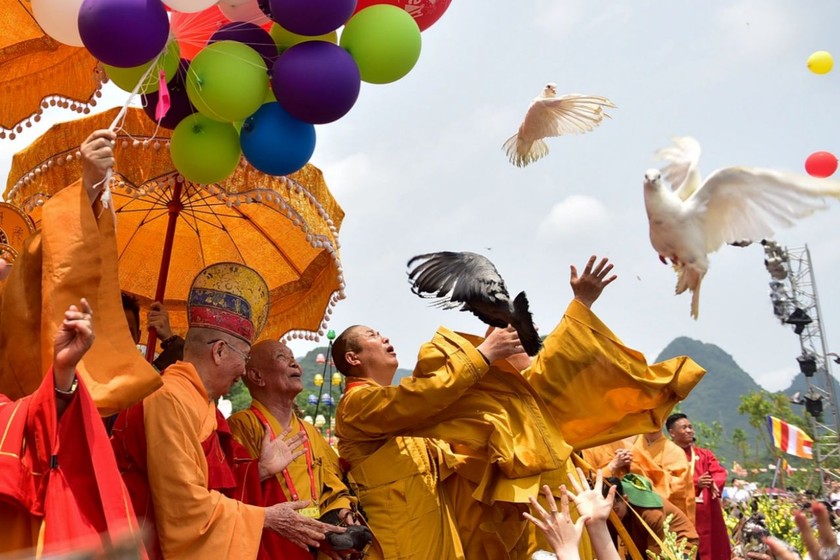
[145,181,184,363]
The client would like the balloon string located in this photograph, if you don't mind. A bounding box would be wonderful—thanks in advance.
[94,49,165,209]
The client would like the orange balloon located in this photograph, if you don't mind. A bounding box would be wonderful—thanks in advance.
[170,6,231,61]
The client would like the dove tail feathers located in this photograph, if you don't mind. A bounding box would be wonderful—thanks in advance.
[503,134,549,167]
[512,291,542,356]
[673,264,704,320]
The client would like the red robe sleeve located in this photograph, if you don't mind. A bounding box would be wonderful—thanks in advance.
[0,369,145,557]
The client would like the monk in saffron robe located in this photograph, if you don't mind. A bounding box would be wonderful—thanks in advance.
[110,263,340,559]
[0,129,162,557]
[229,339,365,560]
[667,413,730,560]
[0,130,161,415]
[333,323,525,559]
[632,430,695,523]
[0,295,145,556]
[333,257,705,559]
[579,431,695,523]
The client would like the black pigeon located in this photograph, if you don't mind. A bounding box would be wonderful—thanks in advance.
[406,251,542,356]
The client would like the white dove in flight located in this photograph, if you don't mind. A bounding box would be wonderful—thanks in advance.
[503,83,615,167]
[644,136,840,319]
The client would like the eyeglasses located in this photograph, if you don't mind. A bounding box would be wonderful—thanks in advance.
[207,339,250,363]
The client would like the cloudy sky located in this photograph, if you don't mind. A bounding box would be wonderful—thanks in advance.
[3,0,840,392]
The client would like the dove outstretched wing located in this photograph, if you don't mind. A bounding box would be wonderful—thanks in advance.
[688,167,840,255]
[656,136,702,201]
[517,94,615,143]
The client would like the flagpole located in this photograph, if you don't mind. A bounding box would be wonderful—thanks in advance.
[771,457,781,489]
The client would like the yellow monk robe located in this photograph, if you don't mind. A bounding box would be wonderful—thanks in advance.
[527,300,705,449]
[0,182,160,415]
[633,435,696,523]
[229,401,355,559]
[580,437,636,478]
[398,301,704,558]
[336,334,491,560]
[143,362,264,559]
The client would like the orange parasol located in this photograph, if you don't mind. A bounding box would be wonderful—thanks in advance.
[0,0,105,139]
[5,107,345,358]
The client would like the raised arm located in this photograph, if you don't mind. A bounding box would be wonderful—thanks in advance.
[80,129,116,210]
[53,298,95,416]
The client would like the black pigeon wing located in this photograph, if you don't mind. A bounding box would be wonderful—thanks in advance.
[407,251,513,327]
[510,291,542,356]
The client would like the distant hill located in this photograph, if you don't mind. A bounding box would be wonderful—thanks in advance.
[656,337,763,462]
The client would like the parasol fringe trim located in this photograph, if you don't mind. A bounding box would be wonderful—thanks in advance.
[0,74,105,141]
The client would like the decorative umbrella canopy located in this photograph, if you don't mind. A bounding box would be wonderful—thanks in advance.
[0,201,36,263]
[0,0,105,139]
[5,107,345,345]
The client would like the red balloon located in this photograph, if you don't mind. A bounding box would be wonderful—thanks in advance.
[170,6,231,61]
[805,151,838,178]
[352,0,452,31]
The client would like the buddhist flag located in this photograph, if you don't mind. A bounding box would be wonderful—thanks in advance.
[767,415,813,459]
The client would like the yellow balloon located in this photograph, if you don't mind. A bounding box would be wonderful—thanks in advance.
[807,50,833,75]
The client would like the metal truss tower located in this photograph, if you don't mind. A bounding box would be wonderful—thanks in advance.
[764,241,840,492]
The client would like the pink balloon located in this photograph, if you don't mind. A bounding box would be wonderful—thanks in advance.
[352,0,451,31]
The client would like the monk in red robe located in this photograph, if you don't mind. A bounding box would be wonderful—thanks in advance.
[0,295,145,556]
[667,413,731,560]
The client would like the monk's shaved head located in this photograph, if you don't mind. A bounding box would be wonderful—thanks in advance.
[331,325,365,375]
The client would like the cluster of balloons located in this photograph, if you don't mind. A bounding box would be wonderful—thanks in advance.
[804,50,836,178]
[31,0,453,183]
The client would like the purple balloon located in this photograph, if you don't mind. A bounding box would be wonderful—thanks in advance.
[269,0,357,36]
[210,22,278,69]
[78,0,170,68]
[271,41,361,125]
[142,60,195,130]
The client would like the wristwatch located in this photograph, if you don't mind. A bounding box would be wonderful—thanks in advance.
[54,377,79,402]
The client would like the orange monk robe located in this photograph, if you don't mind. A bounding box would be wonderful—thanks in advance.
[141,361,264,559]
[633,435,696,523]
[336,335,491,560]
[527,300,705,449]
[229,402,356,560]
[0,370,144,557]
[0,181,161,415]
[580,437,636,478]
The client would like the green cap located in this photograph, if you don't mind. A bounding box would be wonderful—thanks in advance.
[620,474,663,508]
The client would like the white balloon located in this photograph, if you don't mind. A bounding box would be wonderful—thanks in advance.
[31,0,84,47]
[163,0,220,13]
[218,0,270,25]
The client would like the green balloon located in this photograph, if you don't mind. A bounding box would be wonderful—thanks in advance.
[187,41,269,123]
[170,114,241,184]
[340,5,422,84]
[270,23,337,53]
[103,41,180,94]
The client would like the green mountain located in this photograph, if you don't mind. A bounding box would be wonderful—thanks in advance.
[655,337,763,463]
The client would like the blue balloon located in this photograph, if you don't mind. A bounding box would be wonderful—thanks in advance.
[240,102,316,176]
[307,394,318,405]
